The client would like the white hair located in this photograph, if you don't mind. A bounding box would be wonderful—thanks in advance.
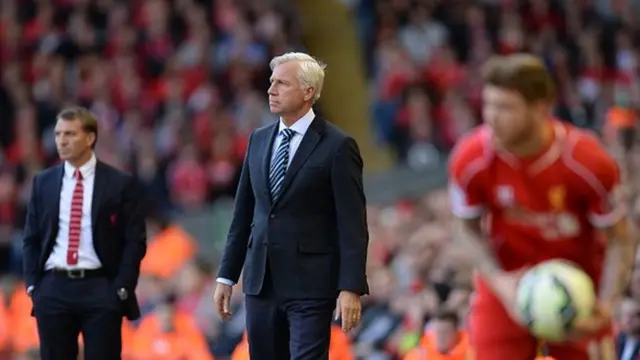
[270,52,326,103]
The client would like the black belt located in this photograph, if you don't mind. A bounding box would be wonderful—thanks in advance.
[47,268,107,279]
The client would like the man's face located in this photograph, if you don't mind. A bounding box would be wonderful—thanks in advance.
[267,61,311,115]
[482,85,537,149]
[620,298,640,334]
[54,118,94,161]
[432,319,458,354]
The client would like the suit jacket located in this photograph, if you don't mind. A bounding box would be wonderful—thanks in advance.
[217,115,369,299]
[617,333,640,360]
[22,160,147,320]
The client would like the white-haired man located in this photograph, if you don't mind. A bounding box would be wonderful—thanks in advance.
[214,52,369,359]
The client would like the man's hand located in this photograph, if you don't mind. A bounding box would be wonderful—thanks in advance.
[335,290,361,332]
[564,302,612,341]
[213,282,233,320]
[489,270,527,326]
[491,271,611,341]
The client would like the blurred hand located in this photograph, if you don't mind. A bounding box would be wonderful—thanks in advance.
[213,282,233,320]
[564,302,612,341]
[491,271,611,342]
[335,291,361,332]
[488,270,527,326]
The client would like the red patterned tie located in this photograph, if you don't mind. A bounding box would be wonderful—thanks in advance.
[66,169,83,265]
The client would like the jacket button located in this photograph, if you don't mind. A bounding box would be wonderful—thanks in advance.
[270,214,276,219]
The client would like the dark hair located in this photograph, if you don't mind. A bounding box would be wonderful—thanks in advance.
[433,308,459,327]
[482,54,556,103]
[162,292,178,306]
[194,257,213,275]
[57,106,99,149]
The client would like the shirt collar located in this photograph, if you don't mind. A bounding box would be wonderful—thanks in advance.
[278,108,315,136]
[64,153,97,179]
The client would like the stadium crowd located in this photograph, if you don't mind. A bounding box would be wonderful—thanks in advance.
[362,0,640,167]
[0,0,639,359]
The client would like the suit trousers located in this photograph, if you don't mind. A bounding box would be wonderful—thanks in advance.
[245,260,335,360]
[33,272,123,360]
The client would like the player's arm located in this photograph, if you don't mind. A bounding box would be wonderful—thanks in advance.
[450,187,522,310]
[449,144,525,324]
[450,196,502,279]
[586,144,636,309]
[599,217,634,308]
[448,139,505,283]
[595,195,634,309]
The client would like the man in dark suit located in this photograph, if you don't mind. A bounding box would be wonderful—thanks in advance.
[618,296,640,360]
[23,106,147,360]
[213,52,369,360]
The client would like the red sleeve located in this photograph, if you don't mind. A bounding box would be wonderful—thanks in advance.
[571,133,627,228]
[447,133,488,219]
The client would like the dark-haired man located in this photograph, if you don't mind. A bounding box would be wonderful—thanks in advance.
[23,106,147,360]
[449,54,633,359]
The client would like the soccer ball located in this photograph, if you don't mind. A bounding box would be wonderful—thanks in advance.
[515,260,596,341]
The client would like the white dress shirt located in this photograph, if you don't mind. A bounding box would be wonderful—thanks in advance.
[45,154,102,270]
[621,337,638,360]
[270,108,315,167]
[217,108,315,286]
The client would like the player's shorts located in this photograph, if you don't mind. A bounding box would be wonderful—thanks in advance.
[469,288,616,360]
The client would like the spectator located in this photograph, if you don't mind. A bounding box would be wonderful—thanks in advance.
[618,296,640,360]
[0,289,9,356]
[402,309,469,360]
[131,293,214,360]
[365,0,639,163]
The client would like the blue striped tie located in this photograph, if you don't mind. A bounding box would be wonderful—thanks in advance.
[269,128,295,200]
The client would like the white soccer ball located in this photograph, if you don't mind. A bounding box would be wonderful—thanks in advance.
[515,259,596,341]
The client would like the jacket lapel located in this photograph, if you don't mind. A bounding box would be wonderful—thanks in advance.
[274,117,324,206]
[616,334,624,358]
[261,124,279,203]
[633,339,640,360]
[40,164,63,260]
[91,161,109,228]
[49,165,64,232]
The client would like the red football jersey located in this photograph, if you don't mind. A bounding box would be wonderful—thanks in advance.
[448,120,626,297]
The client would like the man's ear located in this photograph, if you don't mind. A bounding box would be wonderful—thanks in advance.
[304,87,316,103]
[87,132,97,148]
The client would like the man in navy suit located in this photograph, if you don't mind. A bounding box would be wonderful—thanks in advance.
[22,106,147,360]
[618,296,640,360]
[213,52,370,360]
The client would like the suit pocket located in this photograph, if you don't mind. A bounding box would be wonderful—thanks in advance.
[105,280,126,313]
[298,240,333,254]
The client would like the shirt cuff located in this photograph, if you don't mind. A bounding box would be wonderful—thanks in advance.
[216,278,235,286]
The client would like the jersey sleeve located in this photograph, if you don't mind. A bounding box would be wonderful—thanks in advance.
[448,135,487,219]
[572,134,627,228]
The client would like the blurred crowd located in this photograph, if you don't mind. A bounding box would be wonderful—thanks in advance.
[0,0,304,272]
[361,0,640,167]
[1,0,640,359]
